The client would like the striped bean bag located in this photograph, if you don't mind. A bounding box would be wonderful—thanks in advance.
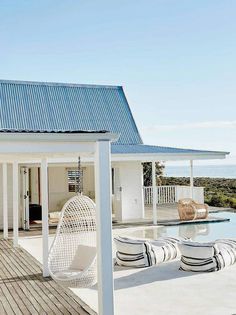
[114,236,186,268]
[179,239,236,272]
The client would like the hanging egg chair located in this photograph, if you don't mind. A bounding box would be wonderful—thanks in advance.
[48,158,97,288]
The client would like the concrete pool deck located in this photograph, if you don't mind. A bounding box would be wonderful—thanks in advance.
[113,204,231,228]
[18,221,236,315]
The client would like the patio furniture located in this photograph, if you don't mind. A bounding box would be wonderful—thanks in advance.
[48,158,97,288]
[179,239,236,272]
[178,198,209,221]
[114,236,187,268]
[48,194,97,288]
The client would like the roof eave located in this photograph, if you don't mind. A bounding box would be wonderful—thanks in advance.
[111,152,229,162]
[0,132,120,143]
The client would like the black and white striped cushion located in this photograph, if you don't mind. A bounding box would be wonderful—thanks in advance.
[114,236,186,268]
[179,239,236,272]
[114,236,156,267]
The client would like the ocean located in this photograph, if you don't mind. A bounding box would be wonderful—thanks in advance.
[164,165,236,179]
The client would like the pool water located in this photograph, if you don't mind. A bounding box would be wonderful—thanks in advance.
[122,212,236,242]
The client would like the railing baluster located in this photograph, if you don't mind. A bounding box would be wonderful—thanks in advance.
[143,185,203,205]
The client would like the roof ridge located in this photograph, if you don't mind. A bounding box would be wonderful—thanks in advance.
[0,79,122,89]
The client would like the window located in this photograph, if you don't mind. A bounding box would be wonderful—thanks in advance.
[68,169,83,193]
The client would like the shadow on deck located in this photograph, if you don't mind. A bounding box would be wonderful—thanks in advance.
[0,239,93,315]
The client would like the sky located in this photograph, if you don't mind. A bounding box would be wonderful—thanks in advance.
[0,0,235,166]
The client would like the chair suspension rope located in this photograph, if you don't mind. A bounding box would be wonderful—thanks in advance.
[76,157,83,195]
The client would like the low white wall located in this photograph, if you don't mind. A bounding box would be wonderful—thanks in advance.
[114,162,144,221]
[176,186,204,204]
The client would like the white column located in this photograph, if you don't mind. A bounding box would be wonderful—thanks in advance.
[95,140,114,315]
[2,163,8,239]
[41,158,49,277]
[13,161,19,247]
[190,160,194,199]
[152,161,157,225]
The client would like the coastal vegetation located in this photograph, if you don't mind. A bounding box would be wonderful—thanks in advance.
[162,177,236,209]
[142,163,236,209]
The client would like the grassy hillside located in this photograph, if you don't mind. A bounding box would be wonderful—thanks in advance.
[162,177,236,209]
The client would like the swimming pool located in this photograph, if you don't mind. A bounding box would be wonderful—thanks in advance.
[119,211,236,242]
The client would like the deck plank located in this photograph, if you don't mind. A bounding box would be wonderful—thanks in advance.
[11,242,94,315]
[8,244,86,315]
[0,240,91,315]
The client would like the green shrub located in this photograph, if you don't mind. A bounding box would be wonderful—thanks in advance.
[208,194,226,207]
[163,176,236,209]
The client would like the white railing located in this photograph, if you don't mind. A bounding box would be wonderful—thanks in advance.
[143,185,204,205]
[144,186,177,205]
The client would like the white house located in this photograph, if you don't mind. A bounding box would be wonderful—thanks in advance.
[0,79,229,230]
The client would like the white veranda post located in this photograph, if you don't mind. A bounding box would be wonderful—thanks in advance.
[13,161,19,247]
[95,140,114,315]
[41,158,49,277]
[2,163,8,239]
[190,160,194,198]
[152,161,157,225]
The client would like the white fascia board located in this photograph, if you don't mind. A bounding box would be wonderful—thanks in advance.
[0,142,95,155]
[0,132,119,143]
[110,152,229,162]
[0,132,119,161]
[11,152,229,165]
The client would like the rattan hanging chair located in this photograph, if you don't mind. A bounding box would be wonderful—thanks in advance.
[48,159,97,288]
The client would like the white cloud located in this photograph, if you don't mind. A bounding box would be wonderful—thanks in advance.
[142,120,236,132]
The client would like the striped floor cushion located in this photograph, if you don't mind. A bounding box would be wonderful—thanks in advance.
[179,239,236,272]
[114,236,186,268]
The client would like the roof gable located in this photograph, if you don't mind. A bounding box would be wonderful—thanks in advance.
[0,80,143,145]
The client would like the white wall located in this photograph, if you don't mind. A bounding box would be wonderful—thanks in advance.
[30,167,40,204]
[48,165,95,212]
[176,186,204,204]
[114,162,144,221]
[0,161,144,229]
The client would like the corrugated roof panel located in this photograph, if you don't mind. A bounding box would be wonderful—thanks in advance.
[0,80,143,145]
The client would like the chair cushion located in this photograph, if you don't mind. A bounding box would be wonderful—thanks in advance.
[196,208,207,213]
[54,270,83,279]
[179,239,236,272]
[70,245,96,271]
[114,236,155,267]
[114,236,185,268]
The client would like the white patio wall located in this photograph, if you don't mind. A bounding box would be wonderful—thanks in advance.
[176,186,204,204]
[113,162,144,221]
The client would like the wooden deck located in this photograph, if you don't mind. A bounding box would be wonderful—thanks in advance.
[0,239,92,315]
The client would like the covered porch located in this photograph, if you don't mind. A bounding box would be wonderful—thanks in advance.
[0,130,118,315]
[111,146,229,224]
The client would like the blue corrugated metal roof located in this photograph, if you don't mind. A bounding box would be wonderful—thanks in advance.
[111,144,229,155]
[0,79,228,157]
[0,80,142,145]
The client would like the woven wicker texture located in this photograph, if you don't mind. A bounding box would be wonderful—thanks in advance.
[48,195,97,288]
[178,198,209,221]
